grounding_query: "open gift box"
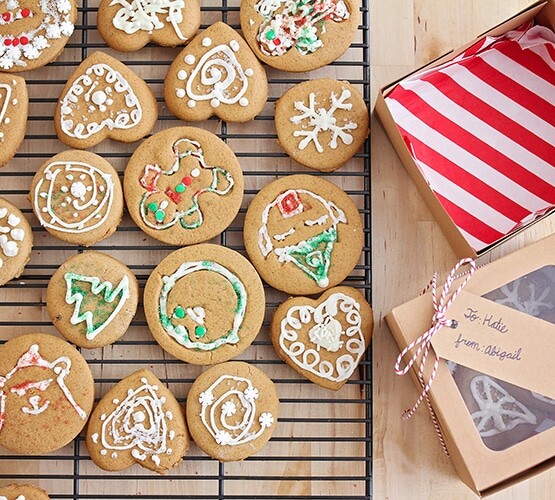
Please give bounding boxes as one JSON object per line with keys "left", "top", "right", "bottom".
{"left": 386, "top": 234, "right": 555, "bottom": 496}
{"left": 375, "top": 0, "right": 555, "bottom": 258}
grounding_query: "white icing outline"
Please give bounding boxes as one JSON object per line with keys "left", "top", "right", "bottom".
{"left": 0, "top": 83, "right": 12, "bottom": 134}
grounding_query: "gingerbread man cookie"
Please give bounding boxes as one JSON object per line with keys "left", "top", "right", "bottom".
{"left": 0, "top": 74, "right": 28, "bottom": 168}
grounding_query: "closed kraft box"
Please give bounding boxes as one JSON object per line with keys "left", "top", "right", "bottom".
{"left": 386, "top": 234, "right": 555, "bottom": 496}
{"left": 375, "top": 0, "right": 555, "bottom": 258}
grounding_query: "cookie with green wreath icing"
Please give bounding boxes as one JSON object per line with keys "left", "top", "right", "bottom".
{"left": 46, "top": 250, "right": 139, "bottom": 349}
{"left": 0, "top": 484, "right": 50, "bottom": 500}
{"left": 143, "top": 244, "right": 265, "bottom": 365}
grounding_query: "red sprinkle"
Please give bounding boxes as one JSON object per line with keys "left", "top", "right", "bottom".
{"left": 4, "top": 38, "right": 12, "bottom": 46}
{"left": 21, "top": 8, "right": 31, "bottom": 17}
{"left": 274, "top": 38, "right": 281, "bottom": 46}
{"left": 12, "top": 38, "right": 19, "bottom": 47}
{"left": 20, "top": 36, "right": 28, "bottom": 45}
{"left": 182, "top": 176, "right": 192, "bottom": 186}
{"left": 2, "top": 12, "right": 11, "bottom": 22}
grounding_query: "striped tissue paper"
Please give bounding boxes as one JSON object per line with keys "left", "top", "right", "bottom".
{"left": 385, "top": 22, "right": 555, "bottom": 252}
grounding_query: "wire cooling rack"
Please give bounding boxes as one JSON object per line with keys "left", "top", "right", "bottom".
{"left": 0, "top": 0, "right": 371, "bottom": 498}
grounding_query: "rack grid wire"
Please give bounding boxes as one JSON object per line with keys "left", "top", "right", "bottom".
{"left": 0, "top": 0, "right": 371, "bottom": 498}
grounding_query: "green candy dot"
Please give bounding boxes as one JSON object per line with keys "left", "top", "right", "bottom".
{"left": 175, "top": 183, "right": 185, "bottom": 193}
{"left": 147, "top": 202, "right": 158, "bottom": 212}
{"left": 195, "top": 325, "right": 207, "bottom": 338}
{"left": 155, "top": 209, "right": 165, "bottom": 222}
{"left": 266, "top": 29, "right": 275, "bottom": 41}
{"left": 173, "top": 306, "right": 185, "bottom": 319}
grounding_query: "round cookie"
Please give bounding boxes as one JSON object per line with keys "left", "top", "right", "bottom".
{"left": 144, "top": 244, "right": 265, "bottom": 365}
{"left": 271, "top": 286, "right": 373, "bottom": 390}
{"left": 29, "top": 150, "right": 124, "bottom": 246}
{"left": 275, "top": 79, "right": 369, "bottom": 172}
{"left": 186, "top": 361, "right": 279, "bottom": 461}
{"left": 0, "top": 0, "right": 77, "bottom": 72}
{"left": 0, "top": 75, "right": 28, "bottom": 168}
{"left": 46, "top": 251, "right": 139, "bottom": 349}
{"left": 54, "top": 51, "right": 158, "bottom": 149}
{"left": 98, "top": 0, "right": 201, "bottom": 52}
{"left": 0, "top": 333, "right": 94, "bottom": 455}
{"left": 0, "top": 198, "right": 32, "bottom": 287}
{"left": 164, "top": 22, "right": 268, "bottom": 122}
{"left": 244, "top": 175, "right": 363, "bottom": 295}
{"left": 124, "top": 127, "right": 244, "bottom": 246}
{"left": 240, "top": 0, "right": 359, "bottom": 72}
{"left": 86, "top": 369, "right": 190, "bottom": 473}
{"left": 0, "top": 484, "right": 50, "bottom": 500}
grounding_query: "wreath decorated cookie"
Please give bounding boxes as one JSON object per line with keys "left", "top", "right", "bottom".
{"left": 0, "top": 484, "right": 50, "bottom": 500}
{"left": 0, "top": 74, "right": 27, "bottom": 168}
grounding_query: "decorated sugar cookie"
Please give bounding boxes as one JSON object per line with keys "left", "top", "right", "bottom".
{"left": 186, "top": 361, "right": 279, "bottom": 461}
{"left": 275, "top": 79, "right": 369, "bottom": 171}
{"left": 97, "top": 0, "right": 201, "bottom": 52}
{"left": 46, "top": 251, "right": 139, "bottom": 349}
{"left": 164, "top": 22, "right": 268, "bottom": 122}
{"left": 0, "top": 74, "right": 28, "bottom": 168}
{"left": 271, "top": 286, "right": 373, "bottom": 390}
{"left": 55, "top": 51, "right": 157, "bottom": 149}
{"left": 0, "top": 197, "right": 32, "bottom": 286}
{"left": 0, "top": 0, "right": 76, "bottom": 72}
{"left": 244, "top": 175, "right": 364, "bottom": 295}
{"left": 86, "top": 369, "right": 189, "bottom": 473}
{"left": 124, "top": 127, "right": 244, "bottom": 246}
{"left": 0, "top": 484, "right": 50, "bottom": 500}
{"left": 144, "top": 244, "right": 265, "bottom": 365}
{"left": 0, "top": 333, "right": 94, "bottom": 455}
{"left": 30, "top": 150, "right": 124, "bottom": 246}
{"left": 240, "top": 0, "right": 359, "bottom": 72}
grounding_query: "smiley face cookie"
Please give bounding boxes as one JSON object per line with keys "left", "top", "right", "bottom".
{"left": 86, "top": 369, "right": 190, "bottom": 473}
{"left": 240, "top": 0, "right": 359, "bottom": 72}
{"left": 244, "top": 175, "right": 363, "bottom": 295}
{"left": 0, "top": 484, "right": 50, "bottom": 500}
{"left": 46, "top": 251, "right": 139, "bottom": 349}
{"left": 0, "top": 333, "right": 94, "bottom": 455}
{"left": 275, "top": 79, "right": 369, "bottom": 172}
{"left": 55, "top": 51, "right": 158, "bottom": 149}
{"left": 124, "top": 127, "right": 244, "bottom": 246}
{"left": 30, "top": 150, "right": 124, "bottom": 246}
{"left": 144, "top": 244, "right": 265, "bottom": 365}
{"left": 186, "top": 362, "right": 279, "bottom": 462}
{"left": 164, "top": 22, "right": 268, "bottom": 122}
{"left": 97, "top": 0, "right": 201, "bottom": 52}
{"left": 0, "top": 74, "right": 28, "bottom": 168}
{"left": 0, "top": 0, "right": 76, "bottom": 72}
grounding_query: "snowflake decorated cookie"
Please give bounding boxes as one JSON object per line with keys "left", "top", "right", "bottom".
{"left": 0, "top": 74, "right": 28, "bottom": 168}
{"left": 275, "top": 79, "right": 369, "bottom": 172}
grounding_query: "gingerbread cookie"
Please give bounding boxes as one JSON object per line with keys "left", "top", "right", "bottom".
{"left": 124, "top": 127, "right": 243, "bottom": 246}
{"left": 0, "top": 484, "right": 50, "bottom": 500}
{"left": 144, "top": 244, "right": 265, "bottom": 365}
{"left": 275, "top": 79, "right": 369, "bottom": 172}
{"left": 29, "top": 150, "right": 124, "bottom": 246}
{"left": 186, "top": 361, "right": 279, "bottom": 462}
{"left": 97, "top": 0, "right": 201, "bottom": 52}
{"left": 0, "top": 75, "right": 28, "bottom": 168}
{"left": 0, "top": 198, "right": 32, "bottom": 287}
{"left": 86, "top": 369, "right": 189, "bottom": 473}
{"left": 164, "top": 22, "right": 268, "bottom": 122}
{"left": 244, "top": 175, "right": 363, "bottom": 295}
{"left": 0, "top": 0, "right": 76, "bottom": 72}
{"left": 55, "top": 52, "right": 157, "bottom": 149}
{"left": 240, "top": 0, "right": 359, "bottom": 72}
{"left": 0, "top": 333, "right": 94, "bottom": 455}
{"left": 46, "top": 251, "right": 138, "bottom": 349}
{"left": 271, "top": 286, "right": 373, "bottom": 390}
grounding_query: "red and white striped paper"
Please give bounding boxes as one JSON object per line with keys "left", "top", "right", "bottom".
{"left": 385, "top": 22, "right": 555, "bottom": 252}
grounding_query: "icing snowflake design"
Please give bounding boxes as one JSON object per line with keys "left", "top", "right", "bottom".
{"left": 199, "top": 389, "right": 214, "bottom": 406}
{"left": 495, "top": 280, "right": 552, "bottom": 317}
{"left": 0, "top": 206, "right": 25, "bottom": 271}
{"left": 0, "top": 0, "right": 75, "bottom": 70}
{"left": 139, "top": 137, "right": 234, "bottom": 231}
{"left": 259, "top": 412, "right": 274, "bottom": 428}
{"left": 469, "top": 375, "right": 537, "bottom": 437}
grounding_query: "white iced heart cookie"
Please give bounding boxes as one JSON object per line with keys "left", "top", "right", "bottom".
{"left": 0, "top": 74, "right": 28, "bottom": 168}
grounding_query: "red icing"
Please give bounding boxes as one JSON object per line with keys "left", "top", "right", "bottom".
{"left": 140, "top": 165, "right": 161, "bottom": 193}
{"left": 164, "top": 187, "right": 181, "bottom": 204}
{"left": 278, "top": 190, "right": 303, "bottom": 217}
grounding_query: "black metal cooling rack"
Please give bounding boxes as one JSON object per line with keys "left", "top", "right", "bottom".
{"left": 0, "top": 0, "right": 371, "bottom": 498}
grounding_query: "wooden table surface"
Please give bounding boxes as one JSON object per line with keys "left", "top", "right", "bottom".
{"left": 370, "top": 0, "right": 555, "bottom": 498}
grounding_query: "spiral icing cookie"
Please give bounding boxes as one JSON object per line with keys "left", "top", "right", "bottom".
{"left": 0, "top": 484, "right": 50, "bottom": 500}
{"left": 86, "top": 369, "right": 190, "bottom": 473}
{"left": 46, "top": 251, "right": 138, "bottom": 349}
{"left": 0, "top": 198, "right": 32, "bottom": 287}
{"left": 244, "top": 175, "right": 363, "bottom": 295}
{"left": 124, "top": 127, "right": 244, "bottom": 246}
{"left": 30, "top": 150, "right": 124, "bottom": 246}
{"left": 275, "top": 79, "right": 369, "bottom": 172}
{"left": 240, "top": 0, "right": 359, "bottom": 72}
{"left": 55, "top": 52, "right": 157, "bottom": 149}
{"left": 186, "top": 362, "right": 279, "bottom": 461}
{"left": 0, "top": 0, "right": 76, "bottom": 72}
{"left": 0, "top": 333, "right": 94, "bottom": 455}
{"left": 97, "top": 0, "right": 201, "bottom": 52}
{"left": 144, "top": 244, "right": 265, "bottom": 365}
{"left": 164, "top": 22, "right": 268, "bottom": 122}
{"left": 0, "top": 74, "right": 28, "bottom": 168}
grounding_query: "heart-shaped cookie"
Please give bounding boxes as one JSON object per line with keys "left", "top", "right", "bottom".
{"left": 271, "top": 286, "right": 373, "bottom": 390}
{"left": 0, "top": 74, "right": 27, "bottom": 168}
{"left": 55, "top": 51, "right": 157, "bottom": 149}
{"left": 164, "top": 22, "right": 268, "bottom": 122}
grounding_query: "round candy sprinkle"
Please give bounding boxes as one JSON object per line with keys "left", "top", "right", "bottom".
{"left": 155, "top": 210, "right": 165, "bottom": 222}
{"left": 195, "top": 325, "right": 207, "bottom": 337}
{"left": 174, "top": 306, "right": 185, "bottom": 319}
{"left": 147, "top": 202, "right": 158, "bottom": 212}
{"left": 175, "top": 184, "right": 185, "bottom": 193}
